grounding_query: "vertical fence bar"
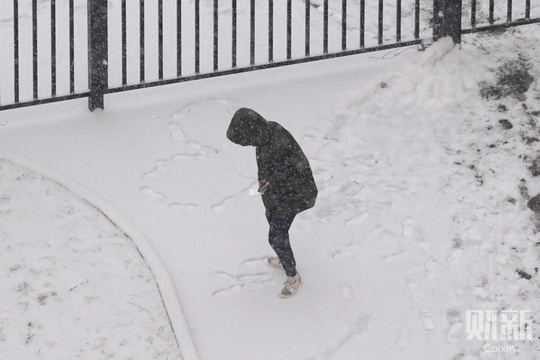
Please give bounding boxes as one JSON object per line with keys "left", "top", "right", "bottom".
{"left": 177, "top": 0, "right": 182, "bottom": 76}
{"left": 13, "top": 0, "right": 19, "bottom": 103}
{"left": 88, "top": 0, "right": 108, "bottom": 111}
{"left": 396, "top": 0, "right": 401, "bottom": 42}
{"left": 268, "top": 0, "right": 273, "bottom": 62}
{"left": 360, "top": 0, "right": 365, "bottom": 47}
{"left": 414, "top": 0, "right": 419, "bottom": 39}
{"left": 250, "top": 0, "right": 255, "bottom": 65}
{"left": 195, "top": 0, "right": 200, "bottom": 73}
{"left": 489, "top": 0, "right": 494, "bottom": 24}
{"left": 232, "top": 0, "right": 237, "bottom": 68}
{"left": 69, "top": 0, "right": 74, "bottom": 94}
{"left": 378, "top": 0, "right": 383, "bottom": 45}
{"left": 471, "top": 0, "right": 477, "bottom": 28}
{"left": 525, "top": 0, "right": 530, "bottom": 19}
{"left": 433, "top": 0, "right": 442, "bottom": 39}
{"left": 213, "top": 0, "right": 218, "bottom": 71}
{"left": 140, "top": 0, "right": 145, "bottom": 82}
{"left": 51, "top": 0, "right": 57, "bottom": 97}
{"left": 342, "top": 0, "right": 347, "bottom": 50}
{"left": 455, "top": 0, "right": 463, "bottom": 43}
{"left": 507, "top": 0, "right": 512, "bottom": 23}
{"left": 287, "top": 0, "right": 292, "bottom": 60}
{"left": 122, "top": 0, "right": 127, "bottom": 85}
{"left": 32, "top": 0, "right": 38, "bottom": 100}
{"left": 305, "top": 0, "right": 310, "bottom": 56}
{"left": 158, "top": 0, "right": 163, "bottom": 79}
{"left": 323, "top": 0, "right": 328, "bottom": 53}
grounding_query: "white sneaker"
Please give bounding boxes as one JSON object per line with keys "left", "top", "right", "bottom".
{"left": 267, "top": 256, "right": 284, "bottom": 270}
{"left": 281, "top": 273, "right": 301, "bottom": 298}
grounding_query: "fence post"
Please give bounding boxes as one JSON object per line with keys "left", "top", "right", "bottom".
{"left": 433, "top": 0, "right": 443, "bottom": 39}
{"left": 433, "top": 0, "right": 462, "bottom": 43}
{"left": 88, "top": 0, "right": 108, "bottom": 111}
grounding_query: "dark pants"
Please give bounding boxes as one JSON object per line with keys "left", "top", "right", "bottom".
{"left": 266, "top": 211, "right": 297, "bottom": 277}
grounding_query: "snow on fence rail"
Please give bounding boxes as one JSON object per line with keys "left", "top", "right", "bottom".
{"left": 0, "top": 0, "right": 538, "bottom": 112}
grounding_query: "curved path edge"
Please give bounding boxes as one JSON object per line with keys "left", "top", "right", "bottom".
{"left": 0, "top": 149, "right": 200, "bottom": 360}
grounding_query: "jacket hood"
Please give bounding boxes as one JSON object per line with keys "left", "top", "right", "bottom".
{"left": 227, "top": 108, "right": 270, "bottom": 147}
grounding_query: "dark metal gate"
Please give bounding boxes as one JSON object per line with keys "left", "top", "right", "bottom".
{"left": 0, "top": 0, "right": 539, "bottom": 112}
{"left": 0, "top": 0, "right": 90, "bottom": 111}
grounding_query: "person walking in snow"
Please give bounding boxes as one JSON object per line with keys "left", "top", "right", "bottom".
{"left": 226, "top": 107, "right": 318, "bottom": 298}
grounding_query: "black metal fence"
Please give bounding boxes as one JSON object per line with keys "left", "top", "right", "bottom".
{"left": 0, "top": 0, "right": 538, "bottom": 112}
{"left": 0, "top": 0, "right": 90, "bottom": 111}
{"left": 104, "top": 0, "right": 433, "bottom": 102}
{"left": 462, "top": 0, "right": 540, "bottom": 34}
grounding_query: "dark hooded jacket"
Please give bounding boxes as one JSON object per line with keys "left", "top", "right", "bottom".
{"left": 227, "top": 108, "right": 318, "bottom": 216}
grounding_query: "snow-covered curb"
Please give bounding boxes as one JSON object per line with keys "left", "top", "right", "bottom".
{"left": 0, "top": 149, "right": 199, "bottom": 360}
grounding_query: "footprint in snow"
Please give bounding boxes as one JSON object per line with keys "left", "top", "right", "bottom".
{"left": 201, "top": 146, "right": 219, "bottom": 155}
{"left": 171, "top": 152, "right": 208, "bottom": 162}
{"left": 140, "top": 186, "right": 167, "bottom": 203}
{"left": 211, "top": 196, "right": 239, "bottom": 212}
{"left": 302, "top": 127, "right": 324, "bottom": 142}
{"left": 142, "top": 171, "right": 159, "bottom": 181}
{"left": 331, "top": 243, "right": 359, "bottom": 259}
{"left": 344, "top": 212, "right": 370, "bottom": 228}
{"left": 172, "top": 103, "right": 198, "bottom": 120}
{"left": 212, "top": 271, "right": 274, "bottom": 297}
{"left": 192, "top": 154, "right": 208, "bottom": 161}
{"left": 341, "top": 284, "right": 355, "bottom": 300}
{"left": 171, "top": 98, "right": 234, "bottom": 120}
{"left": 171, "top": 154, "right": 191, "bottom": 162}
{"left": 402, "top": 218, "right": 415, "bottom": 238}
{"left": 186, "top": 140, "right": 202, "bottom": 150}
{"left": 306, "top": 315, "right": 370, "bottom": 360}
{"left": 215, "top": 98, "right": 232, "bottom": 105}
{"left": 241, "top": 256, "right": 270, "bottom": 268}
{"left": 141, "top": 159, "right": 169, "bottom": 181}
{"left": 168, "top": 122, "right": 185, "bottom": 141}
{"left": 169, "top": 203, "right": 203, "bottom": 212}
{"left": 420, "top": 309, "right": 435, "bottom": 332}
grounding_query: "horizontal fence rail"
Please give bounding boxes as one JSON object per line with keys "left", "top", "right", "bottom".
{"left": 0, "top": 0, "right": 539, "bottom": 112}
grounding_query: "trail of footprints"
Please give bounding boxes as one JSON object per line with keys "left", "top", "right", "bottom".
{"left": 305, "top": 315, "right": 370, "bottom": 360}
{"left": 139, "top": 98, "right": 243, "bottom": 212}
{"left": 212, "top": 271, "right": 275, "bottom": 297}
{"left": 212, "top": 257, "right": 276, "bottom": 297}
{"left": 154, "top": 99, "right": 464, "bottom": 349}
{"left": 210, "top": 217, "right": 461, "bottom": 349}
{"left": 331, "top": 211, "right": 465, "bottom": 346}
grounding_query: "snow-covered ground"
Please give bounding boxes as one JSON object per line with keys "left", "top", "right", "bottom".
{"left": 1, "top": 5, "right": 540, "bottom": 360}
{"left": 0, "top": 158, "right": 181, "bottom": 359}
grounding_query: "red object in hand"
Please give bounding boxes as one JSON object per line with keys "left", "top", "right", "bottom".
{"left": 258, "top": 181, "right": 269, "bottom": 193}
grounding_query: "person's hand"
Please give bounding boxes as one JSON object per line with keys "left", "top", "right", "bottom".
{"left": 258, "top": 181, "right": 270, "bottom": 193}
